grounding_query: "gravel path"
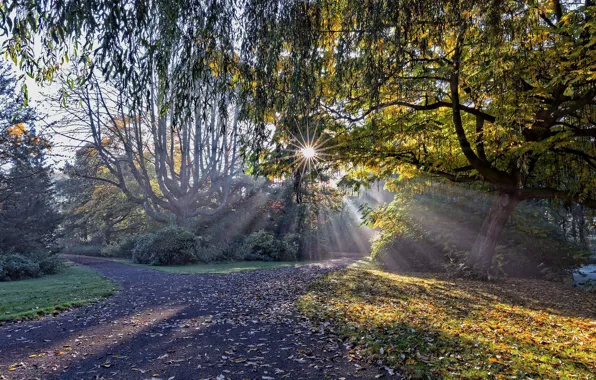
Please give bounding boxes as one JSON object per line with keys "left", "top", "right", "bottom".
{"left": 0, "top": 258, "right": 386, "bottom": 380}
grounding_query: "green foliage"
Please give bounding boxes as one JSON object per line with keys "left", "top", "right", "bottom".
{"left": 57, "top": 145, "right": 152, "bottom": 247}
{"left": 27, "top": 251, "right": 65, "bottom": 276}
{"left": 282, "top": 233, "right": 301, "bottom": 259}
{"left": 100, "top": 236, "right": 138, "bottom": 258}
{"left": 132, "top": 227, "right": 205, "bottom": 266}
{"left": 0, "top": 60, "right": 37, "bottom": 176}
{"left": 0, "top": 63, "right": 60, "bottom": 255}
{"left": 219, "top": 236, "right": 251, "bottom": 261}
{"left": 0, "top": 152, "right": 62, "bottom": 254}
{"left": 241, "top": 230, "right": 281, "bottom": 260}
{"left": 219, "top": 230, "right": 299, "bottom": 262}
{"left": 0, "top": 252, "right": 64, "bottom": 282}
{"left": 239, "top": 230, "right": 298, "bottom": 262}
{"left": 195, "top": 245, "right": 224, "bottom": 264}
{"left": 0, "top": 254, "right": 39, "bottom": 281}
{"left": 365, "top": 179, "right": 591, "bottom": 278}
{"left": 3, "top": 0, "right": 242, "bottom": 117}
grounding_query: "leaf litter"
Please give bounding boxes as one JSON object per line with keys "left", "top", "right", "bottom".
{"left": 0, "top": 258, "right": 393, "bottom": 379}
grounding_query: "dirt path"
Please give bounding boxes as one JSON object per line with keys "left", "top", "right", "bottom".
{"left": 0, "top": 258, "right": 389, "bottom": 379}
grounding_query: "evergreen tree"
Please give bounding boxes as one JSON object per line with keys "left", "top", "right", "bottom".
{"left": 0, "top": 60, "right": 60, "bottom": 254}
{"left": 0, "top": 126, "right": 60, "bottom": 253}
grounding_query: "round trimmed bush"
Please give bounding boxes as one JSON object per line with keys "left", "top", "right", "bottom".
{"left": 0, "top": 254, "right": 41, "bottom": 281}
{"left": 132, "top": 227, "right": 201, "bottom": 265}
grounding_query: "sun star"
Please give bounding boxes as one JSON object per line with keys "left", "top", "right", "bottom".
{"left": 301, "top": 146, "right": 316, "bottom": 159}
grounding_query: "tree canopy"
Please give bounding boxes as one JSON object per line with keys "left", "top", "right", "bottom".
{"left": 1, "top": 0, "right": 595, "bottom": 270}
{"left": 243, "top": 0, "right": 596, "bottom": 270}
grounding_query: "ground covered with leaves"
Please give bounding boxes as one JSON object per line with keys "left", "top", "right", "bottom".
{"left": 0, "top": 257, "right": 382, "bottom": 379}
{"left": 0, "top": 264, "right": 116, "bottom": 322}
{"left": 299, "top": 268, "right": 596, "bottom": 379}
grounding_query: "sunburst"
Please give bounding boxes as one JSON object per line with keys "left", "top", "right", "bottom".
{"left": 284, "top": 120, "right": 337, "bottom": 182}
{"left": 301, "top": 146, "right": 316, "bottom": 159}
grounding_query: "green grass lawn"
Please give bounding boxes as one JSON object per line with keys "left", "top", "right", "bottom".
{"left": 100, "top": 257, "right": 309, "bottom": 274}
{"left": 299, "top": 266, "right": 596, "bottom": 379}
{"left": 0, "top": 264, "right": 117, "bottom": 322}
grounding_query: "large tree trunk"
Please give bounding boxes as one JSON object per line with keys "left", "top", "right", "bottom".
{"left": 175, "top": 210, "right": 188, "bottom": 229}
{"left": 466, "top": 191, "right": 521, "bottom": 272}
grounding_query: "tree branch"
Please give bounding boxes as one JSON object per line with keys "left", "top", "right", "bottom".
{"left": 322, "top": 100, "right": 496, "bottom": 124}
{"left": 520, "top": 187, "right": 596, "bottom": 209}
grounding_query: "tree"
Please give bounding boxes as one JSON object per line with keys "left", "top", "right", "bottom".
{"left": 4, "top": 0, "right": 596, "bottom": 271}
{"left": 57, "top": 146, "right": 151, "bottom": 245}
{"left": 56, "top": 69, "right": 243, "bottom": 227}
{"left": 2, "top": 0, "right": 242, "bottom": 115}
{"left": 0, "top": 60, "right": 59, "bottom": 254}
{"left": 0, "top": 60, "right": 37, "bottom": 201}
{"left": 0, "top": 124, "right": 60, "bottom": 253}
{"left": 3, "top": 0, "right": 246, "bottom": 227}
{"left": 244, "top": 0, "right": 596, "bottom": 272}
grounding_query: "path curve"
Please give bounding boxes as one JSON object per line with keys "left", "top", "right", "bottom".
{"left": 0, "top": 258, "right": 387, "bottom": 379}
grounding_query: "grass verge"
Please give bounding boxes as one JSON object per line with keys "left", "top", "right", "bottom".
{"left": 93, "top": 256, "right": 309, "bottom": 274}
{"left": 0, "top": 264, "right": 117, "bottom": 322}
{"left": 298, "top": 267, "right": 596, "bottom": 379}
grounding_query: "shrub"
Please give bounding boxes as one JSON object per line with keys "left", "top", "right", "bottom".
{"left": 28, "top": 251, "right": 65, "bottom": 275}
{"left": 196, "top": 245, "right": 224, "bottom": 263}
{"left": 0, "top": 254, "right": 40, "bottom": 281}
{"left": 100, "top": 242, "right": 122, "bottom": 258}
{"left": 0, "top": 252, "right": 65, "bottom": 281}
{"left": 219, "top": 239, "right": 248, "bottom": 261}
{"left": 281, "top": 233, "right": 300, "bottom": 261}
{"left": 62, "top": 243, "right": 103, "bottom": 257}
{"left": 240, "top": 231, "right": 299, "bottom": 262}
{"left": 132, "top": 227, "right": 201, "bottom": 265}
{"left": 131, "top": 233, "right": 155, "bottom": 264}
{"left": 242, "top": 230, "right": 281, "bottom": 260}
{"left": 371, "top": 230, "right": 446, "bottom": 273}
{"left": 101, "top": 236, "right": 137, "bottom": 258}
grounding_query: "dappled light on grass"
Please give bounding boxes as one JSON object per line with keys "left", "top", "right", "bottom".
{"left": 299, "top": 269, "right": 596, "bottom": 379}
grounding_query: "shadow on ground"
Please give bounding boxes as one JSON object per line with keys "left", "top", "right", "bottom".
{"left": 0, "top": 257, "right": 383, "bottom": 380}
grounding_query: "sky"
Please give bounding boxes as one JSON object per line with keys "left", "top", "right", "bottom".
{"left": 1, "top": 30, "right": 76, "bottom": 165}
{"left": 3, "top": 55, "right": 77, "bottom": 167}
